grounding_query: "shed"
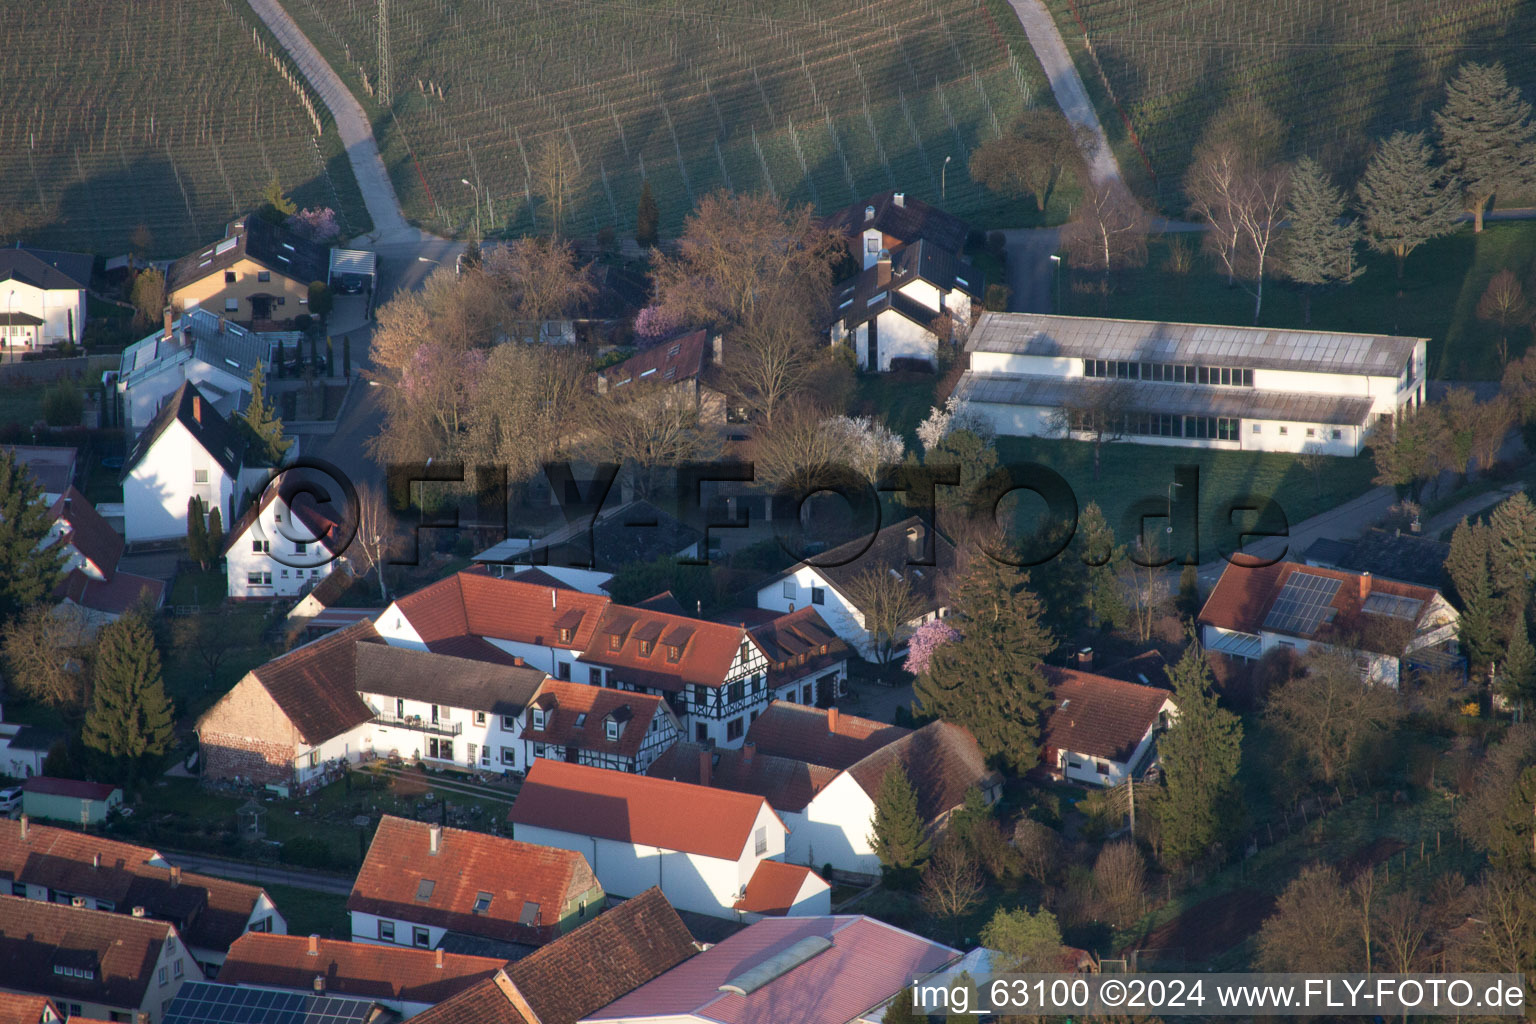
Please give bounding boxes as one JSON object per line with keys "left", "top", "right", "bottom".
{"left": 20, "top": 777, "right": 123, "bottom": 824}
{"left": 328, "top": 249, "right": 376, "bottom": 295}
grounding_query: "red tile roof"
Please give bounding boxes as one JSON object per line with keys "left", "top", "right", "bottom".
{"left": 0, "top": 894, "right": 175, "bottom": 1010}
{"left": 508, "top": 761, "right": 778, "bottom": 861}
{"left": 19, "top": 778, "right": 119, "bottom": 802}
{"left": 597, "top": 330, "right": 711, "bottom": 389}
{"left": 219, "top": 933, "right": 504, "bottom": 1004}
{"left": 1040, "top": 667, "right": 1174, "bottom": 764}
{"left": 242, "top": 619, "right": 379, "bottom": 744}
{"left": 1199, "top": 559, "right": 1442, "bottom": 654}
{"left": 0, "top": 993, "right": 58, "bottom": 1024}
{"left": 746, "top": 608, "right": 850, "bottom": 689}
{"left": 408, "top": 887, "right": 697, "bottom": 1024}
{"left": 348, "top": 816, "right": 600, "bottom": 945}
{"left": 645, "top": 742, "right": 839, "bottom": 813}
{"left": 522, "top": 679, "right": 670, "bottom": 760}
{"left": 589, "top": 915, "right": 959, "bottom": 1024}
{"left": 392, "top": 571, "right": 610, "bottom": 654}
{"left": 732, "top": 861, "right": 827, "bottom": 915}
{"left": 0, "top": 818, "right": 268, "bottom": 953}
{"left": 47, "top": 488, "right": 122, "bottom": 577}
{"left": 55, "top": 568, "right": 165, "bottom": 617}
{"left": 577, "top": 605, "right": 754, "bottom": 694}
{"left": 743, "top": 702, "right": 909, "bottom": 770}
{"left": 845, "top": 721, "right": 1001, "bottom": 826}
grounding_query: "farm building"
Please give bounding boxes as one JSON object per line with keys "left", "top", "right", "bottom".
{"left": 19, "top": 778, "right": 121, "bottom": 824}
{"left": 1039, "top": 667, "right": 1177, "bottom": 787}
{"left": 166, "top": 215, "right": 330, "bottom": 326}
{"left": 0, "top": 247, "right": 90, "bottom": 350}
{"left": 955, "top": 313, "right": 1428, "bottom": 455}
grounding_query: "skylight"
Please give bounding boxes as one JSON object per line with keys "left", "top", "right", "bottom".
{"left": 415, "top": 879, "right": 436, "bottom": 901}
{"left": 215, "top": 237, "right": 238, "bottom": 256}
{"left": 473, "top": 891, "right": 492, "bottom": 914}
{"left": 574, "top": 713, "right": 587, "bottom": 728}
{"left": 518, "top": 902, "right": 541, "bottom": 926}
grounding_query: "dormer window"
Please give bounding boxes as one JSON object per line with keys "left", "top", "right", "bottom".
{"left": 532, "top": 708, "right": 546, "bottom": 730}
{"left": 638, "top": 640, "right": 652, "bottom": 656}
{"left": 574, "top": 713, "right": 587, "bottom": 729}
{"left": 820, "top": 644, "right": 828, "bottom": 654}
{"left": 609, "top": 634, "right": 622, "bottom": 651}
{"left": 605, "top": 719, "right": 619, "bottom": 740}
{"left": 558, "top": 627, "right": 572, "bottom": 644}
{"left": 666, "top": 644, "right": 681, "bottom": 664}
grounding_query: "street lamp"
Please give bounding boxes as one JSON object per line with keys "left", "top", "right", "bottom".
{"left": 1166, "top": 481, "right": 1182, "bottom": 537}
{"left": 461, "top": 178, "right": 480, "bottom": 238}
{"left": 1048, "top": 254, "right": 1062, "bottom": 313}
{"left": 941, "top": 155, "right": 952, "bottom": 206}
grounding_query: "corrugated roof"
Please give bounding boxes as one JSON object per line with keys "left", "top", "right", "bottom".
{"left": 965, "top": 312, "right": 1421, "bottom": 377}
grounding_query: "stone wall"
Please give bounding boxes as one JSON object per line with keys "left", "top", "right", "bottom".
{"left": 201, "top": 731, "right": 295, "bottom": 785}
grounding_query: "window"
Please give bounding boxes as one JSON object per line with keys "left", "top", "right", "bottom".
{"left": 638, "top": 640, "right": 652, "bottom": 656}
{"left": 726, "top": 717, "right": 744, "bottom": 741}
{"left": 556, "top": 661, "right": 571, "bottom": 680}
{"left": 159, "top": 966, "right": 169, "bottom": 986}
{"left": 9, "top": 883, "right": 23, "bottom": 896}
{"left": 473, "top": 892, "right": 493, "bottom": 914}
{"left": 557, "top": 627, "right": 572, "bottom": 643}
{"left": 1332, "top": 428, "right": 1343, "bottom": 440}
{"left": 501, "top": 747, "right": 516, "bottom": 766}
{"left": 396, "top": 698, "right": 405, "bottom": 717}
{"left": 475, "top": 711, "right": 486, "bottom": 725}
{"left": 257, "top": 271, "right": 270, "bottom": 282}
{"left": 308, "top": 750, "right": 319, "bottom": 767}
{"left": 782, "top": 580, "right": 795, "bottom": 599}
{"left": 605, "top": 719, "right": 619, "bottom": 740}
{"left": 225, "top": 298, "right": 239, "bottom": 312}
{"left": 533, "top": 743, "right": 547, "bottom": 759}
{"left": 1252, "top": 423, "right": 1261, "bottom": 433}
{"left": 224, "top": 270, "right": 237, "bottom": 283}
{"left": 695, "top": 722, "right": 708, "bottom": 742}
{"left": 294, "top": 542, "right": 306, "bottom": 555}
{"left": 195, "top": 469, "right": 208, "bottom": 484}
{"left": 251, "top": 539, "right": 269, "bottom": 553}
{"left": 501, "top": 714, "right": 516, "bottom": 730}
{"left": 276, "top": 296, "right": 286, "bottom": 306}
{"left": 866, "top": 237, "right": 880, "bottom": 253}
{"left": 481, "top": 747, "right": 490, "bottom": 765}
{"left": 532, "top": 708, "right": 546, "bottom": 730}
{"left": 1306, "top": 428, "right": 1316, "bottom": 438}
{"left": 412, "top": 926, "right": 430, "bottom": 949}
{"left": 280, "top": 569, "right": 289, "bottom": 578}
{"left": 609, "top": 634, "right": 622, "bottom": 651}
{"left": 666, "top": 644, "right": 681, "bottom": 663}
{"left": 174, "top": 959, "right": 184, "bottom": 979}
{"left": 810, "top": 586, "right": 825, "bottom": 605}
{"left": 574, "top": 713, "right": 588, "bottom": 728}
{"left": 1096, "top": 762, "right": 1110, "bottom": 775}
{"left": 754, "top": 826, "right": 767, "bottom": 855}
{"left": 1279, "top": 426, "right": 1289, "bottom": 435}
{"left": 466, "top": 743, "right": 477, "bottom": 764}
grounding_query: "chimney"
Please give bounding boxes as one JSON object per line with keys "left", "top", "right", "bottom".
{"left": 711, "top": 333, "right": 723, "bottom": 365}
{"left": 864, "top": 204, "right": 876, "bottom": 223}
{"left": 163, "top": 306, "right": 174, "bottom": 341}
{"left": 1076, "top": 647, "right": 1094, "bottom": 670}
{"left": 307, "top": 934, "right": 319, "bottom": 956}
{"left": 698, "top": 748, "right": 711, "bottom": 787}
{"left": 170, "top": 865, "right": 181, "bottom": 887}
{"left": 131, "top": 906, "right": 146, "bottom": 917}
{"left": 742, "top": 742, "right": 755, "bottom": 766}
{"left": 313, "top": 975, "right": 325, "bottom": 994}
{"left": 512, "top": 655, "right": 524, "bottom": 667}
{"left": 17, "top": 815, "right": 25, "bottom": 840}
{"left": 429, "top": 823, "right": 442, "bottom": 854}
{"left": 1359, "top": 572, "right": 1372, "bottom": 600}
{"left": 191, "top": 395, "right": 201, "bottom": 424}
{"left": 92, "top": 851, "right": 100, "bottom": 870}
{"left": 551, "top": 588, "right": 557, "bottom": 610}
{"left": 905, "top": 523, "right": 924, "bottom": 561}
{"left": 492, "top": 970, "right": 545, "bottom": 1024}
{"left": 893, "top": 192, "right": 906, "bottom": 207}
{"left": 827, "top": 706, "right": 840, "bottom": 733}
{"left": 435, "top": 947, "right": 444, "bottom": 969}
{"left": 218, "top": 315, "right": 227, "bottom": 334}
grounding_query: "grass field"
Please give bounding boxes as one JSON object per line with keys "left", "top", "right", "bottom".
{"left": 1066, "top": 221, "right": 1536, "bottom": 380}
{"left": 0, "top": 0, "right": 370, "bottom": 255}
{"left": 1044, "top": 0, "right": 1535, "bottom": 210}
{"left": 282, "top": 0, "right": 1060, "bottom": 238}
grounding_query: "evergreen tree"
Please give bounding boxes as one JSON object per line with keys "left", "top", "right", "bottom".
{"left": 980, "top": 906, "right": 1064, "bottom": 971}
{"left": 186, "top": 497, "right": 209, "bottom": 569}
{"left": 1433, "top": 61, "right": 1536, "bottom": 233}
{"left": 1490, "top": 765, "right": 1536, "bottom": 872}
{"left": 1356, "top": 131, "right": 1462, "bottom": 278}
{"left": 1447, "top": 519, "right": 1505, "bottom": 672}
{"left": 206, "top": 507, "right": 224, "bottom": 565}
{"left": 1079, "top": 502, "right": 1127, "bottom": 628}
{"left": 1157, "top": 646, "right": 1244, "bottom": 866}
{"left": 0, "top": 450, "right": 66, "bottom": 624}
{"left": 636, "top": 181, "right": 659, "bottom": 247}
{"left": 239, "top": 362, "right": 293, "bottom": 466}
{"left": 82, "top": 610, "right": 174, "bottom": 777}
{"left": 880, "top": 988, "right": 923, "bottom": 1024}
{"left": 1177, "top": 563, "right": 1202, "bottom": 620}
{"left": 914, "top": 555, "right": 1055, "bottom": 771}
{"left": 1490, "top": 491, "right": 1536, "bottom": 588}
{"left": 868, "top": 761, "right": 930, "bottom": 884}
{"left": 1278, "top": 156, "right": 1363, "bottom": 323}
{"left": 460, "top": 239, "right": 483, "bottom": 271}
{"left": 260, "top": 175, "right": 297, "bottom": 223}
{"left": 1499, "top": 625, "right": 1536, "bottom": 712}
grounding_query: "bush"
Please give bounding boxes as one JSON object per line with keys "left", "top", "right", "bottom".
{"left": 279, "top": 835, "right": 338, "bottom": 870}
{"left": 984, "top": 283, "right": 1012, "bottom": 311}
{"left": 888, "top": 356, "right": 935, "bottom": 373}
{"left": 41, "top": 380, "right": 83, "bottom": 426}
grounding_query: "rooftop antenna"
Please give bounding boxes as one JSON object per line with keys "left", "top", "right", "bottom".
{"left": 377, "top": 0, "right": 392, "bottom": 107}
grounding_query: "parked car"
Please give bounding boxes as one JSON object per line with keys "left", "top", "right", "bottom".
{"left": 0, "top": 787, "right": 22, "bottom": 818}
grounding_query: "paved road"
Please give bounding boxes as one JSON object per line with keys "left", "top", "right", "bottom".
{"left": 1003, "top": 0, "right": 1122, "bottom": 188}
{"left": 999, "top": 227, "right": 1061, "bottom": 312}
{"left": 161, "top": 849, "right": 354, "bottom": 896}
{"left": 245, "top": 0, "right": 430, "bottom": 247}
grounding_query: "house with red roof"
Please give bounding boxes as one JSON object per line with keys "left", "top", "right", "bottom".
{"left": 593, "top": 330, "right": 727, "bottom": 424}
{"left": 650, "top": 710, "right": 1000, "bottom": 878}
{"left": 1040, "top": 667, "right": 1177, "bottom": 787}
{"left": 1198, "top": 560, "right": 1460, "bottom": 687}
{"left": 42, "top": 487, "right": 164, "bottom": 630}
{"left": 582, "top": 915, "right": 960, "bottom": 1024}
{"left": 522, "top": 678, "right": 680, "bottom": 774}
{"left": 349, "top": 817, "right": 604, "bottom": 956}
{"left": 507, "top": 760, "right": 805, "bottom": 919}
{"left": 731, "top": 860, "right": 830, "bottom": 921}
{"left": 0, "top": 993, "right": 62, "bottom": 1024}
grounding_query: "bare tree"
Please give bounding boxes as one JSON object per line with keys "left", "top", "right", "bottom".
{"left": 1187, "top": 143, "right": 1291, "bottom": 322}
{"left": 1471, "top": 393, "right": 1516, "bottom": 475}
{"left": 1060, "top": 182, "right": 1149, "bottom": 300}
{"left": 1, "top": 605, "right": 90, "bottom": 707}
{"left": 1266, "top": 647, "right": 1401, "bottom": 785}
{"left": 1092, "top": 841, "right": 1146, "bottom": 929}
{"left": 171, "top": 609, "right": 266, "bottom": 689}
{"left": 842, "top": 567, "right": 925, "bottom": 665}
{"left": 1375, "top": 891, "right": 1429, "bottom": 973}
{"left": 1011, "top": 818, "right": 1059, "bottom": 885}
{"left": 1477, "top": 270, "right": 1530, "bottom": 364}
{"left": 580, "top": 381, "right": 721, "bottom": 499}
{"left": 1118, "top": 546, "right": 1171, "bottom": 643}
{"left": 920, "top": 838, "right": 985, "bottom": 942}
{"left": 1049, "top": 379, "right": 1133, "bottom": 479}
{"left": 1352, "top": 868, "right": 1378, "bottom": 973}
{"left": 968, "top": 107, "right": 1088, "bottom": 211}
{"left": 1257, "top": 865, "right": 1359, "bottom": 972}
{"left": 721, "top": 319, "right": 823, "bottom": 427}
{"left": 460, "top": 343, "right": 589, "bottom": 483}
{"left": 483, "top": 237, "right": 595, "bottom": 340}
{"left": 347, "top": 481, "right": 409, "bottom": 602}
{"left": 1462, "top": 870, "right": 1536, "bottom": 975}
{"left": 748, "top": 400, "right": 843, "bottom": 491}
{"left": 530, "top": 135, "right": 582, "bottom": 237}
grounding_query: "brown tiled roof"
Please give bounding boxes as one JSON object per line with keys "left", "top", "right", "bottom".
{"left": 0, "top": 993, "right": 58, "bottom": 1024}
{"left": 353, "top": 644, "right": 546, "bottom": 717}
{"left": 47, "top": 488, "right": 122, "bottom": 577}
{"left": 823, "top": 191, "right": 970, "bottom": 256}
{"left": 732, "top": 860, "right": 827, "bottom": 915}
{"left": 1041, "top": 667, "right": 1174, "bottom": 764}
{"left": 767, "top": 516, "right": 957, "bottom": 619}
{"left": 0, "top": 819, "right": 268, "bottom": 954}
{"left": 747, "top": 607, "right": 850, "bottom": 688}
{"left": 744, "top": 701, "right": 909, "bottom": 770}
{"left": 220, "top": 933, "right": 503, "bottom": 1004}
{"left": 0, "top": 894, "right": 174, "bottom": 1009}
{"left": 348, "top": 816, "right": 598, "bottom": 945}
{"left": 409, "top": 887, "right": 696, "bottom": 1024}
{"left": 1199, "top": 559, "right": 1443, "bottom": 655}
{"left": 242, "top": 619, "right": 380, "bottom": 744}
{"left": 577, "top": 606, "right": 753, "bottom": 694}
{"left": 392, "top": 571, "right": 610, "bottom": 654}
{"left": 596, "top": 330, "right": 710, "bottom": 389}
{"left": 508, "top": 761, "right": 777, "bottom": 861}
{"left": 55, "top": 569, "right": 165, "bottom": 617}
{"left": 645, "top": 742, "right": 839, "bottom": 813}
{"left": 846, "top": 721, "right": 1000, "bottom": 826}
{"left": 522, "top": 679, "right": 669, "bottom": 760}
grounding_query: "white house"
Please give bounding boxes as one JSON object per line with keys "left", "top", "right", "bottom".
{"left": 348, "top": 817, "right": 603, "bottom": 953}
{"left": 829, "top": 241, "right": 981, "bottom": 372}
{"left": 0, "top": 248, "right": 90, "bottom": 350}
{"left": 649, "top": 714, "right": 1001, "bottom": 877}
{"left": 955, "top": 313, "right": 1429, "bottom": 455}
{"left": 824, "top": 191, "right": 971, "bottom": 271}
{"left": 754, "top": 517, "right": 956, "bottom": 662}
{"left": 117, "top": 309, "right": 300, "bottom": 431}
{"left": 1199, "top": 560, "right": 1462, "bottom": 687}
{"left": 507, "top": 759, "right": 800, "bottom": 919}
{"left": 223, "top": 482, "right": 347, "bottom": 600}
{"left": 1040, "top": 667, "right": 1177, "bottom": 787}
{"left": 122, "top": 381, "right": 270, "bottom": 544}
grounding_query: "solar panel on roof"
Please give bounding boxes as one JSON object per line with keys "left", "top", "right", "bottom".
{"left": 164, "top": 983, "right": 377, "bottom": 1024}
{"left": 1363, "top": 592, "right": 1424, "bottom": 620}
{"left": 1263, "top": 572, "right": 1342, "bottom": 635}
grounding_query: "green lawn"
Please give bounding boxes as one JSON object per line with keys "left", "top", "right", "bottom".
{"left": 1069, "top": 222, "right": 1536, "bottom": 381}
{"left": 852, "top": 370, "right": 946, "bottom": 445}
{"left": 992, "top": 436, "right": 1378, "bottom": 563}
{"left": 168, "top": 568, "right": 228, "bottom": 609}
{"left": 0, "top": 387, "right": 46, "bottom": 429}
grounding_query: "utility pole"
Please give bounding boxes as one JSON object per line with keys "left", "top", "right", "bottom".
{"left": 377, "top": 0, "right": 392, "bottom": 107}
